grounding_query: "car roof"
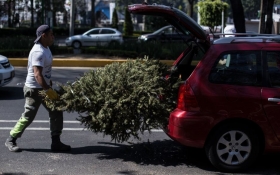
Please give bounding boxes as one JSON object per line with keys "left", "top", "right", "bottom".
{"left": 213, "top": 36, "right": 280, "bottom": 44}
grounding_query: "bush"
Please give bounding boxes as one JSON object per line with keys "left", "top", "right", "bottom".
{"left": 123, "top": 7, "right": 134, "bottom": 36}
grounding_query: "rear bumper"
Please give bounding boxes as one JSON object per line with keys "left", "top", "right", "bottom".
{"left": 166, "top": 108, "right": 212, "bottom": 148}
{"left": 0, "top": 66, "right": 15, "bottom": 87}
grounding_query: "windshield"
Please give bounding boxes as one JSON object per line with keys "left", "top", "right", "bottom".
{"left": 153, "top": 26, "right": 170, "bottom": 34}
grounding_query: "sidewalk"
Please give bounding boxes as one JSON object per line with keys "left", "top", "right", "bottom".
{"left": 9, "top": 54, "right": 174, "bottom": 67}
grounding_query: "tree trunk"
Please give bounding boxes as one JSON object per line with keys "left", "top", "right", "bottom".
{"left": 31, "top": 0, "right": 34, "bottom": 27}
{"left": 229, "top": 0, "right": 246, "bottom": 33}
{"left": 187, "top": 0, "right": 194, "bottom": 18}
{"left": 53, "top": 11, "right": 57, "bottom": 27}
{"left": 91, "top": 0, "right": 95, "bottom": 27}
{"left": 8, "top": 0, "right": 12, "bottom": 27}
{"left": 259, "top": 0, "right": 267, "bottom": 33}
{"left": 265, "top": 0, "right": 275, "bottom": 34}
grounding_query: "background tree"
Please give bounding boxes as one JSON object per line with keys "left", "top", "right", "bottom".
{"left": 7, "top": 0, "right": 12, "bottom": 27}
{"left": 91, "top": 0, "right": 95, "bottom": 27}
{"left": 144, "top": 16, "right": 169, "bottom": 31}
{"left": 123, "top": 7, "right": 133, "bottom": 36}
{"left": 197, "top": 0, "right": 229, "bottom": 33}
{"left": 0, "top": 2, "right": 5, "bottom": 19}
{"left": 259, "top": 0, "right": 275, "bottom": 34}
{"left": 31, "top": 0, "right": 33, "bottom": 27}
{"left": 229, "top": 0, "right": 246, "bottom": 33}
{"left": 186, "top": 0, "right": 197, "bottom": 18}
{"left": 241, "top": 0, "right": 261, "bottom": 20}
{"left": 111, "top": 8, "right": 119, "bottom": 29}
{"left": 52, "top": 0, "right": 66, "bottom": 27}
{"left": 265, "top": 0, "right": 275, "bottom": 34}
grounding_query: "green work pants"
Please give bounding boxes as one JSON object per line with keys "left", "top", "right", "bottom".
{"left": 10, "top": 85, "right": 63, "bottom": 138}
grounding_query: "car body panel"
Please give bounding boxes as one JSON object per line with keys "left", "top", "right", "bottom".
{"left": 0, "top": 55, "right": 15, "bottom": 87}
{"left": 129, "top": 4, "right": 280, "bottom": 169}
{"left": 65, "top": 27, "right": 123, "bottom": 48}
{"left": 138, "top": 25, "right": 192, "bottom": 42}
{"left": 261, "top": 47, "right": 280, "bottom": 143}
{"left": 167, "top": 41, "right": 280, "bottom": 152}
{"left": 83, "top": 28, "right": 101, "bottom": 46}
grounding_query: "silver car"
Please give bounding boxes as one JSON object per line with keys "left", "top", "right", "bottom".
{"left": 0, "top": 55, "right": 15, "bottom": 87}
{"left": 65, "top": 27, "right": 123, "bottom": 49}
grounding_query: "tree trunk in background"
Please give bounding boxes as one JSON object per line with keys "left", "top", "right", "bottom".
{"left": 53, "top": 11, "right": 57, "bottom": 27}
{"left": 265, "top": 0, "right": 275, "bottom": 34}
{"left": 259, "top": 0, "right": 267, "bottom": 33}
{"left": 91, "top": 0, "right": 95, "bottom": 27}
{"left": 31, "top": 0, "right": 34, "bottom": 27}
{"left": 187, "top": 0, "right": 194, "bottom": 18}
{"left": 8, "top": 0, "right": 12, "bottom": 27}
{"left": 229, "top": 0, "right": 246, "bottom": 33}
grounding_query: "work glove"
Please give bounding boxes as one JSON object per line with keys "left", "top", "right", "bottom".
{"left": 45, "top": 88, "right": 59, "bottom": 100}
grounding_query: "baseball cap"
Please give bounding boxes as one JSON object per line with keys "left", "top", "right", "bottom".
{"left": 34, "top": 25, "right": 50, "bottom": 43}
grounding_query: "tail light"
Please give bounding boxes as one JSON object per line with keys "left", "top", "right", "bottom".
{"left": 177, "top": 82, "right": 200, "bottom": 112}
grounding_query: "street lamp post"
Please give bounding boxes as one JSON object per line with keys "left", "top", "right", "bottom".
{"left": 70, "top": 0, "right": 74, "bottom": 36}
{"left": 222, "top": 8, "right": 224, "bottom": 33}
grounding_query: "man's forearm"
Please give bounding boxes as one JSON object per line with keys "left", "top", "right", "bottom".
{"left": 35, "top": 74, "right": 50, "bottom": 90}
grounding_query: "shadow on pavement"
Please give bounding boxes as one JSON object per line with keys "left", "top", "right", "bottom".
{"left": 0, "top": 86, "right": 24, "bottom": 100}
{"left": 0, "top": 173, "right": 29, "bottom": 175}
{"left": 22, "top": 139, "right": 280, "bottom": 174}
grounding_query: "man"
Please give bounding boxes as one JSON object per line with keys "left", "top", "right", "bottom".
{"left": 5, "top": 25, "right": 71, "bottom": 152}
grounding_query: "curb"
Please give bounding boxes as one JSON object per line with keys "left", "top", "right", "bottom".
{"left": 9, "top": 58, "right": 175, "bottom": 67}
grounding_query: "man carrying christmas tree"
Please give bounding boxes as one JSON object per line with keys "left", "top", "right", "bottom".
{"left": 5, "top": 24, "right": 71, "bottom": 152}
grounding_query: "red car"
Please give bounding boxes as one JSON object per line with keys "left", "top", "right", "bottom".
{"left": 129, "top": 4, "right": 280, "bottom": 172}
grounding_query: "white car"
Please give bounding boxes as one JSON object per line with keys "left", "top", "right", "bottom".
{"left": 0, "top": 55, "right": 15, "bottom": 87}
{"left": 65, "top": 27, "right": 124, "bottom": 49}
{"left": 223, "top": 25, "right": 258, "bottom": 37}
{"left": 223, "top": 25, "right": 236, "bottom": 37}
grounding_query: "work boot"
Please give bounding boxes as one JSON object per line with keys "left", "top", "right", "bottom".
{"left": 51, "top": 135, "right": 71, "bottom": 152}
{"left": 5, "top": 136, "right": 20, "bottom": 152}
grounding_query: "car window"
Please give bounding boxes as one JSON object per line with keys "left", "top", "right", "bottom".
{"left": 162, "top": 27, "right": 182, "bottom": 34}
{"left": 88, "top": 29, "right": 100, "bottom": 35}
{"left": 266, "top": 51, "right": 280, "bottom": 87}
{"left": 163, "top": 27, "right": 173, "bottom": 34}
{"left": 100, "top": 29, "right": 116, "bottom": 34}
{"left": 209, "top": 51, "right": 261, "bottom": 86}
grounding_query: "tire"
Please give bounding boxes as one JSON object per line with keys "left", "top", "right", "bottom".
{"left": 205, "top": 123, "right": 260, "bottom": 172}
{"left": 72, "top": 41, "right": 81, "bottom": 49}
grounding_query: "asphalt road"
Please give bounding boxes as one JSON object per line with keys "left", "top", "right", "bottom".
{"left": 0, "top": 67, "right": 279, "bottom": 175}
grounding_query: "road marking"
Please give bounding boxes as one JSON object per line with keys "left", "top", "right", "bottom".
{"left": 0, "top": 120, "right": 164, "bottom": 132}
{"left": 0, "top": 120, "right": 79, "bottom": 123}
{"left": 0, "top": 127, "right": 163, "bottom": 132}
{"left": 0, "top": 127, "right": 85, "bottom": 131}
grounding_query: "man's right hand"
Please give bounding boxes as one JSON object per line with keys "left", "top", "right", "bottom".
{"left": 45, "top": 88, "right": 59, "bottom": 100}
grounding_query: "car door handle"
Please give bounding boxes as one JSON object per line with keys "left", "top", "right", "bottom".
{"left": 268, "top": 98, "right": 280, "bottom": 102}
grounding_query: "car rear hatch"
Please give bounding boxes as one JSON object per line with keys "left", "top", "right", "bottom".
{"left": 128, "top": 4, "right": 210, "bottom": 66}
{"left": 128, "top": 4, "right": 208, "bottom": 42}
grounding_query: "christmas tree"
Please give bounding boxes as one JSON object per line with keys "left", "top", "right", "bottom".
{"left": 41, "top": 58, "right": 181, "bottom": 142}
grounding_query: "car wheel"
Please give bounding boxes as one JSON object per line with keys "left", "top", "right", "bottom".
{"left": 72, "top": 41, "right": 81, "bottom": 49}
{"left": 205, "top": 123, "right": 260, "bottom": 172}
